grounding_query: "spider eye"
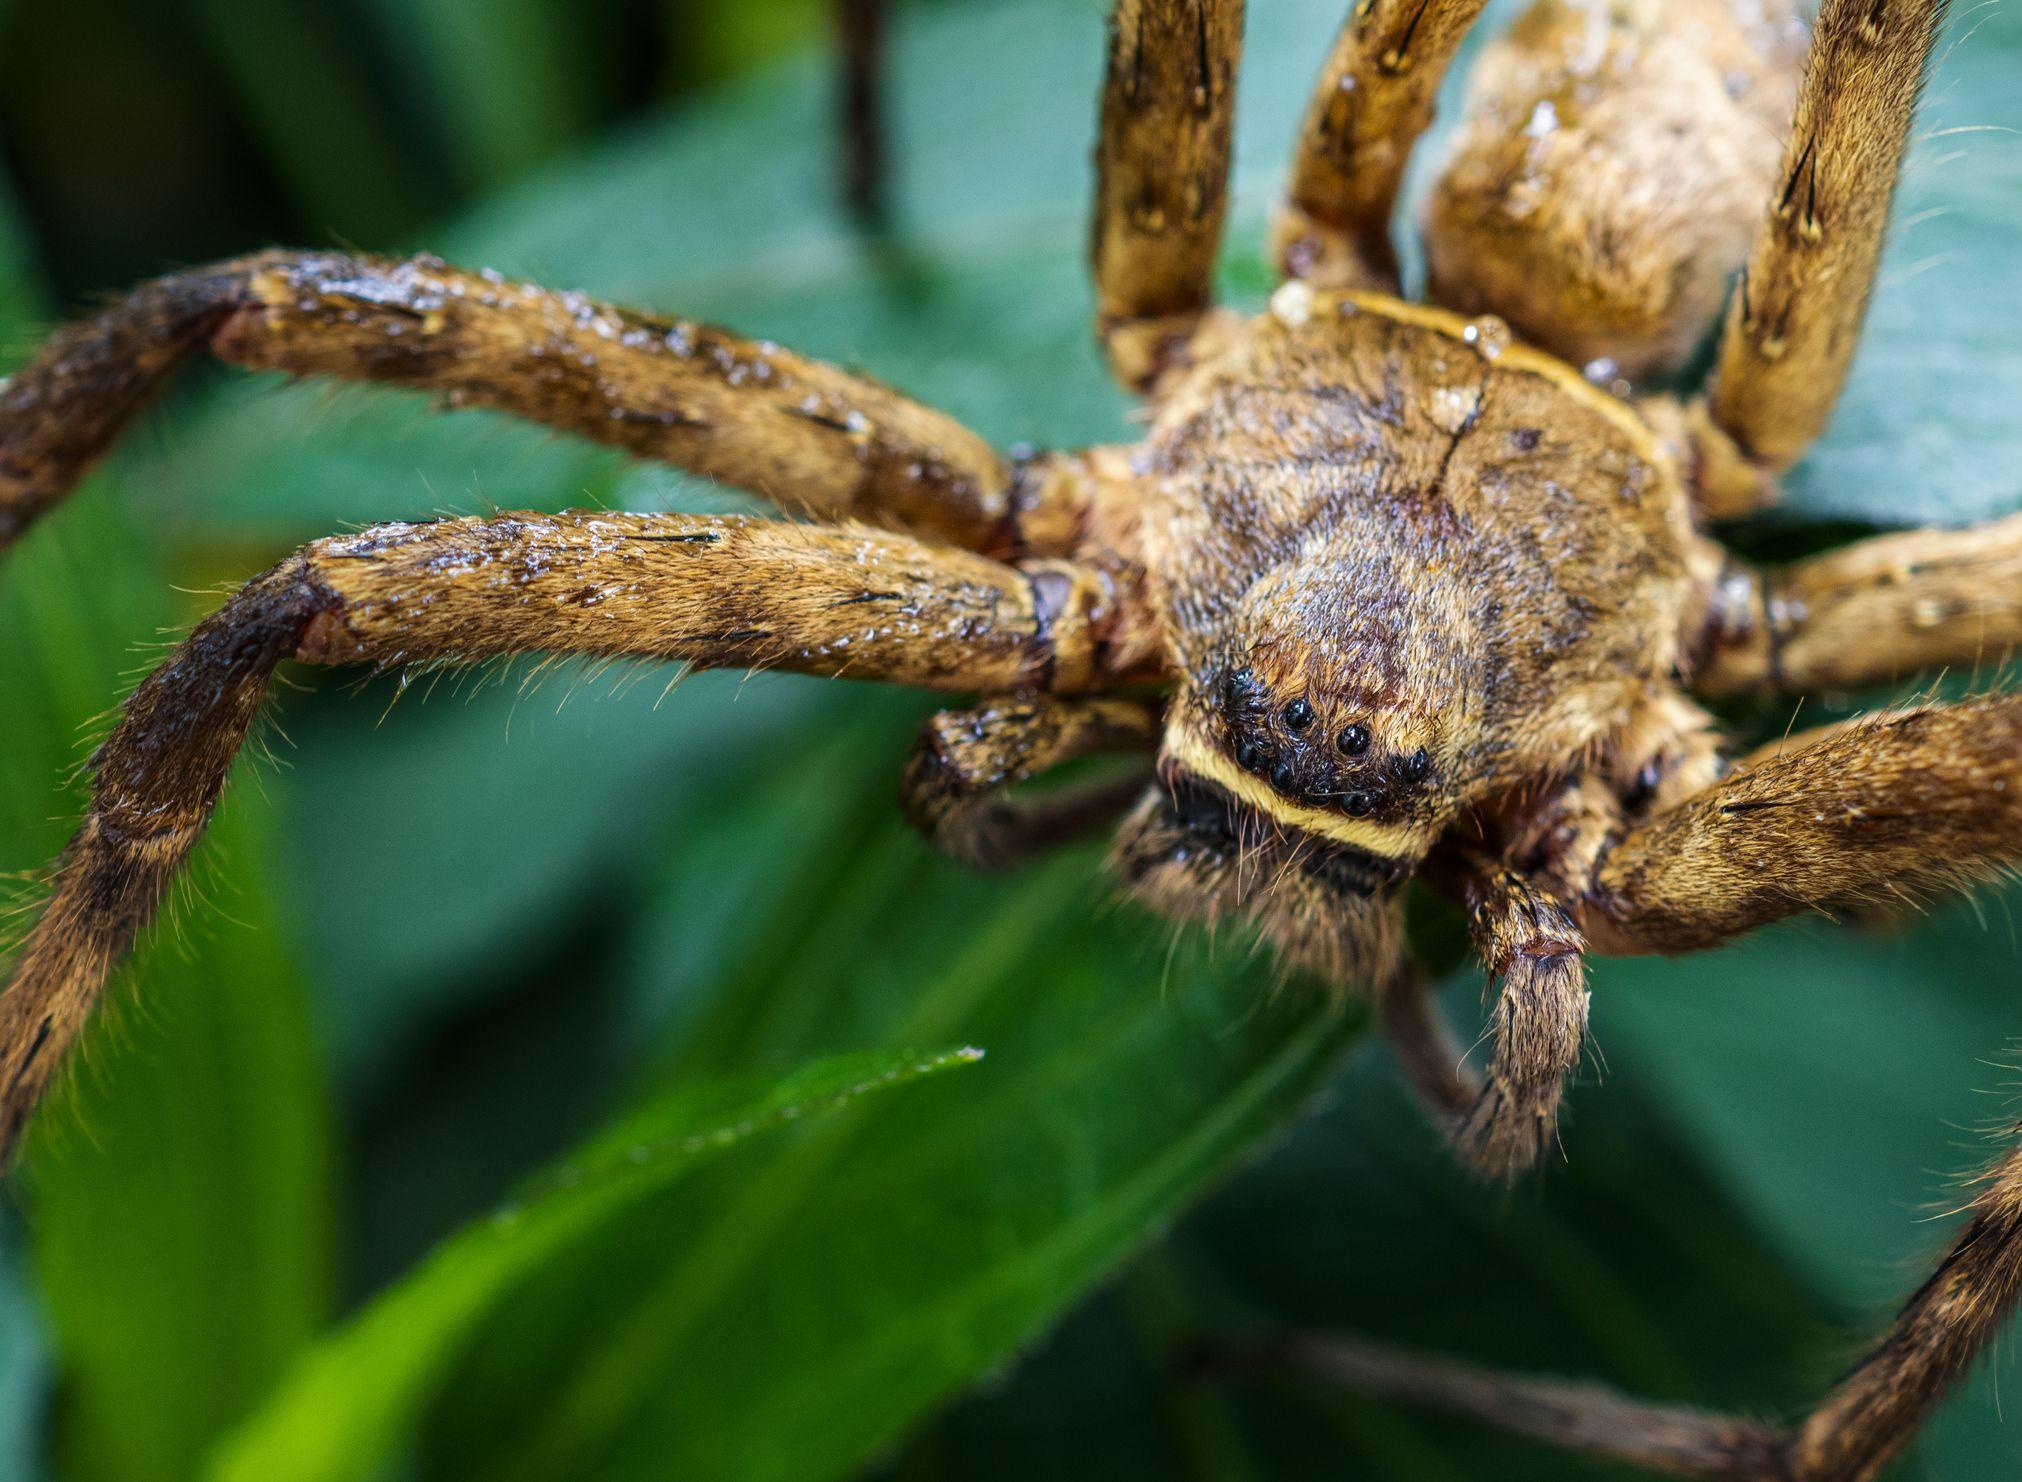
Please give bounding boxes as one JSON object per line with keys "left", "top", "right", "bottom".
{"left": 1282, "top": 698, "right": 1314, "bottom": 731}
{"left": 1342, "top": 790, "right": 1373, "bottom": 816}
{"left": 1236, "top": 740, "right": 1269, "bottom": 773}
{"left": 1337, "top": 723, "right": 1371, "bottom": 756}
{"left": 1270, "top": 760, "right": 1297, "bottom": 792}
{"left": 1400, "top": 747, "right": 1432, "bottom": 782}
{"left": 1223, "top": 667, "right": 1263, "bottom": 711}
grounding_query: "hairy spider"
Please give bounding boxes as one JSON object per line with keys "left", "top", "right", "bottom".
{"left": 1, "top": 0, "right": 2016, "bottom": 1475}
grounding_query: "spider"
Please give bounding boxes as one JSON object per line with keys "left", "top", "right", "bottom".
{"left": 0, "top": 0, "right": 2017, "bottom": 1475}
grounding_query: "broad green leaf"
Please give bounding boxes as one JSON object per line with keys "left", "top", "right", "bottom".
{"left": 887, "top": 1061, "right": 1846, "bottom": 1481}
{"left": 207, "top": 1045, "right": 982, "bottom": 1482}
{"left": 411, "top": 837, "right": 1365, "bottom": 1482}
{"left": 358, "top": 0, "right": 586, "bottom": 194}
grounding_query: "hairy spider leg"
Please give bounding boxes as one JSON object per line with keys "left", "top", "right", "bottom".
{"left": 1586, "top": 695, "right": 2022, "bottom": 954}
{"left": 1275, "top": 0, "right": 1493, "bottom": 291}
{"left": 1091, "top": 0, "right": 1246, "bottom": 393}
{"left": 0, "top": 510, "right": 1158, "bottom": 1168}
{"left": 1356, "top": 869, "right": 1594, "bottom": 1179}
{"left": 1225, "top": 1108, "right": 2022, "bottom": 1480}
{"left": 0, "top": 250, "right": 1093, "bottom": 558}
{"left": 900, "top": 695, "right": 1163, "bottom": 868}
{"left": 1708, "top": 0, "right": 1950, "bottom": 476}
{"left": 1690, "top": 512, "right": 2022, "bottom": 698}
{"left": 1363, "top": 866, "right": 1594, "bottom": 1180}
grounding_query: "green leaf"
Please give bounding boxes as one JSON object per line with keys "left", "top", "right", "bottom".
{"left": 205, "top": 1045, "right": 982, "bottom": 1482}
{"left": 387, "top": 824, "right": 1361, "bottom": 1482}
{"left": 357, "top": 0, "right": 586, "bottom": 193}
{"left": 1597, "top": 906, "right": 2022, "bottom": 1472}
{"left": 887, "top": 1060, "right": 1848, "bottom": 1482}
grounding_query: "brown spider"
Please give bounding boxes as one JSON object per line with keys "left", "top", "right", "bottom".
{"left": 0, "top": 0, "right": 2016, "bottom": 1475}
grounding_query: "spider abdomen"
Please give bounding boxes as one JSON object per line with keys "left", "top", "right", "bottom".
{"left": 1423, "top": 0, "right": 1809, "bottom": 380}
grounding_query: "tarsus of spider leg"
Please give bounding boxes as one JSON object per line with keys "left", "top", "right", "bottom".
{"left": 1202, "top": 1333, "right": 1790, "bottom": 1479}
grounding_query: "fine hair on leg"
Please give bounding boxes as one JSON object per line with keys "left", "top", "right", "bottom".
{"left": 0, "top": 251, "right": 1021, "bottom": 555}
{"left": 1090, "top": 0, "right": 1245, "bottom": 392}
{"left": 1276, "top": 0, "right": 1492, "bottom": 290}
{"left": 0, "top": 509, "right": 1157, "bottom": 1167}
{"left": 1707, "top": 0, "right": 1950, "bottom": 470}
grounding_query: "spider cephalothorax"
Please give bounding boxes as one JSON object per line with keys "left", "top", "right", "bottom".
{"left": 2, "top": 0, "right": 2019, "bottom": 1476}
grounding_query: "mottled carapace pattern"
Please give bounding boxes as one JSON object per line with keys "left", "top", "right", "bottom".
{"left": 1, "top": 0, "right": 2016, "bottom": 1474}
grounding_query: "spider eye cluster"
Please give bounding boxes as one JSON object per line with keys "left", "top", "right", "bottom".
{"left": 1218, "top": 666, "right": 1433, "bottom": 816}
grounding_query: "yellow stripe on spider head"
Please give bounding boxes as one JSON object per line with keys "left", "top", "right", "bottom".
{"left": 1166, "top": 729, "right": 1433, "bottom": 858}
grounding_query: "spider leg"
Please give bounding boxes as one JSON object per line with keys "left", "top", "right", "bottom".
{"left": 1369, "top": 960, "right": 1478, "bottom": 1125}
{"left": 1689, "top": 515, "right": 2022, "bottom": 698}
{"left": 1091, "top": 0, "right": 1245, "bottom": 393}
{"left": 835, "top": 0, "right": 890, "bottom": 223}
{"left": 900, "top": 695, "right": 1161, "bottom": 869}
{"left": 1274, "top": 0, "right": 1492, "bottom": 291}
{"left": 0, "top": 250, "right": 1076, "bottom": 557}
{"left": 1583, "top": 695, "right": 2021, "bottom": 955}
{"left": 1212, "top": 1330, "right": 1786, "bottom": 1478}
{"left": 0, "top": 509, "right": 1159, "bottom": 1167}
{"left": 1220, "top": 1119, "right": 2022, "bottom": 1481}
{"left": 1703, "top": 0, "right": 1949, "bottom": 481}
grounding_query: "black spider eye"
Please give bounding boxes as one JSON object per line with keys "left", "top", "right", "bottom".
{"left": 1236, "top": 740, "right": 1268, "bottom": 773}
{"left": 1337, "top": 723, "right": 1371, "bottom": 757}
{"left": 1270, "top": 761, "right": 1297, "bottom": 792}
{"left": 1223, "top": 667, "right": 1262, "bottom": 711}
{"left": 1342, "top": 791, "right": 1373, "bottom": 816}
{"left": 1400, "top": 747, "right": 1431, "bottom": 782}
{"left": 1282, "top": 698, "right": 1314, "bottom": 731}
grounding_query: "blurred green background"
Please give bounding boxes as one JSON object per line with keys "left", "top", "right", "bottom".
{"left": 1, "top": 1, "right": 2019, "bottom": 1478}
